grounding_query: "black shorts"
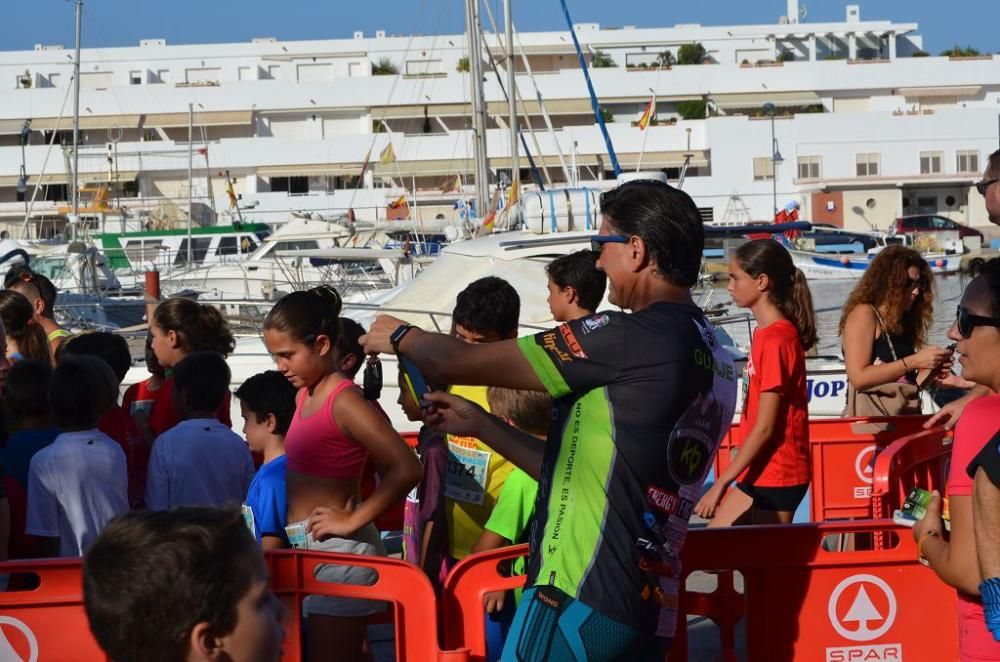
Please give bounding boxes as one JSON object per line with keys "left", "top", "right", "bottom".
{"left": 967, "top": 430, "right": 1000, "bottom": 489}
{"left": 736, "top": 482, "right": 809, "bottom": 512}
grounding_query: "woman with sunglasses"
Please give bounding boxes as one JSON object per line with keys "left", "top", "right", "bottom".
{"left": 912, "top": 258, "right": 1000, "bottom": 661}
{"left": 839, "top": 245, "right": 953, "bottom": 416}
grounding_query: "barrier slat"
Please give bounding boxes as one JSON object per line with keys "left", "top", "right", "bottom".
{"left": 870, "top": 427, "right": 953, "bottom": 520}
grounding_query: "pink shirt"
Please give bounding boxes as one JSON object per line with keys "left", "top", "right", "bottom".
{"left": 947, "top": 395, "right": 1000, "bottom": 660}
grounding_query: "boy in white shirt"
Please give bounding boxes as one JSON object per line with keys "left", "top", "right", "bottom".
{"left": 146, "top": 352, "right": 254, "bottom": 510}
{"left": 26, "top": 355, "right": 128, "bottom": 557}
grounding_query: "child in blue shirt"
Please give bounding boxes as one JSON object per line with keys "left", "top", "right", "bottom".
{"left": 235, "top": 370, "right": 298, "bottom": 550}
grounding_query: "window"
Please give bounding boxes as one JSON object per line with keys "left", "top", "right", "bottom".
{"left": 797, "top": 155, "right": 822, "bottom": 180}
{"left": 49, "top": 73, "right": 61, "bottom": 87}
{"left": 129, "top": 70, "right": 143, "bottom": 85}
{"left": 902, "top": 217, "right": 931, "bottom": 231}
{"left": 217, "top": 236, "right": 238, "bottom": 255}
{"left": 856, "top": 153, "right": 880, "bottom": 177}
{"left": 237, "top": 66, "right": 253, "bottom": 81}
{"left": 919, "top": 151, "right": 943, "bottom": 175}
{"left": 174, "top": 238, "right": 213, "bottom": 266}
{"left": 753, "top": 157, "right": 775, "bottom": 181}
{"left": 156, "top": 69, "right": 170, "bottom": 84}
{"left": 269, "top": 176, "right": 308, "bottom": 194}
{"left": 931, "top": 216, "right": 957, "bottom": 230}
{"left": 123, "top": 239, "right": 163, "bottom": 264}
{"left": 267, "top": 65, "right": 281, "bottom": 80}
{"left": 274, "top": 240, "right": 319, "bottom": 252}
{"left": 957, "top": 150, "right": 980, "bottom": 174}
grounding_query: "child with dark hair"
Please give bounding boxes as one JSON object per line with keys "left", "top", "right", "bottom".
{"left": 235, "top": 370, "right": 297, "bottom": 550}
{"left": 0, "top": 289, "right": 51, "bottom": 365}
{"left": 4, "top": 266, "right": 70, "bottom": 354}
{"left": 451, "top": 276, "right": 521, "bottom": 343}
{"left": 397, "top": 365, "right": 447, "bottom": 590}
{"left": 122, "top": 332, "right": 168, "bottom": 445}
{"left": 332, "top": 317, "right": 366, "bottom": 379}
{"left": 145, "top": 298, "right": 236, "bottom": 439}
{"left": 60, "top": 332, "right": 144, "bottom": 508}
{"left": 145, "top": 352, "right": 254, "bottom": 511}
{"left": 545, "top": 250, "right": 607, "bottom": 322}
{"left": 25, "top": 355, "right": 127, "bottom": 557}
{"left": 83, "top": 507, "right": 285, "bottom": 662}
{"left": 1, "top": 360, "right": 59, "bottom": 487}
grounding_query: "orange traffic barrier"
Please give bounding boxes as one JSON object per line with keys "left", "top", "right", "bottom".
{"left": 0, "top": 552, "right": 469, "bottom": 661}
{"left": 0, "top": 559, "right": 107, "bottom": 660}
{"left": 440, "top": 520, "right": 957, "bottom": 662}
{"left": 717, "top": 416, "right": 932, "bottom": 521}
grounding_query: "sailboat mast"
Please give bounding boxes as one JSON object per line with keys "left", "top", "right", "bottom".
{"left": 504, "top": 0, "right": 517, "bottom": 219}
{"left": 187, "top": 103, "right": 194, "bottom": 265}
{"left": 465, "top": 0, "right": 489, "bottom": 217}
{"left": 71, "top": 0, "right": 82, "bottom": 240}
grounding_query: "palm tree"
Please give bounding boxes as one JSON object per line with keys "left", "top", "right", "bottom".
{"left": 372, "top": 58, "right": 399, "bottom": 76}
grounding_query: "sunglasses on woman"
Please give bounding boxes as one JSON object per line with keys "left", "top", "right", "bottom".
{"left": 905, "top": 275, "right": 929, "bottom": 291}
{"left": 956, "top": 305, "right": 1000, "bottom": 338}
{"left": 590, "top": 235, "right": 629, "bottom": 252}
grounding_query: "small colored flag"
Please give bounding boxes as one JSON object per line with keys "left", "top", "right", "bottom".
{"left": 379, "top": 142, "right": 396, "bottom": 164}
{"left": 638, "top": 95, "right": 656, "bottom": 130}
{"left": 226, "top": 178, "right": 238, "bottom": 208}
{"left": 503, "top": 179, "right": 519, "bottom": 211}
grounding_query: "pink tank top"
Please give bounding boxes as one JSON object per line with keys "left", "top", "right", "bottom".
{"left": 285, "top": 379, "right": 368, "bottom": 480}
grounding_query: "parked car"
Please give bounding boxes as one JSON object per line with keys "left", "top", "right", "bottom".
{"left": 893, "top": 215, "right": 984, "bottom": 240}
{"left": 801, "top": 223, "right": 879, "bottom": 252}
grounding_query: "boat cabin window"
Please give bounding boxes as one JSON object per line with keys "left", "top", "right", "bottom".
{"left": 274, "top": 240, "right": 319, "bottom": 252}
{"left": 174, "top": 238, "right": 213, "bottom": 265}
{"left": 218, "top": 235, "right": 259, "bottom": 256}
{"left": 124, "top": 239, "right": 164, "bottom": 265}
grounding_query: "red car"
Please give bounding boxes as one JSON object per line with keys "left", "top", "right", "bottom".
{"left": 893, "top": 214, "right": 984, "bottom": 240}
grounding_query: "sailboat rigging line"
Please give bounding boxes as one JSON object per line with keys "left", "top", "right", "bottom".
{"left": 21, "top": 75, "right": 76, "bottom": 237}
{"left": 476, "top": 28, "right": 545, "bottom": 194}
{"left": 557, "top": 0, "right": 621, "bottom": 176}
{"left": 513, "top": 30, "right": 570, "bottom": 184}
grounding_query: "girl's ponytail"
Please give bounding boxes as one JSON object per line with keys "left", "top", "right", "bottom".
{"left": 264, "top": 285, "right": 343, "bottom": 345}
{"left": 734, "top": 239, "right": 817, "bottom": 351}
{"left": 788, "top": 267, "right": 818, "bottom": 351}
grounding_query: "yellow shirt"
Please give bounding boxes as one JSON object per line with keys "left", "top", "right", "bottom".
{"left": 444, "top": 385, "right": 514, "bottom": 559}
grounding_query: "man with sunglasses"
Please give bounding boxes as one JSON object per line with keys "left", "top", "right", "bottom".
{"left": 4, "top": 265, "right": 71, "bottom": 356}
{"left": 977, "top": 149, "right": 1000, "bottom": 226}
{"left": 363, "top": 179, "right": 738, "bottom": 659}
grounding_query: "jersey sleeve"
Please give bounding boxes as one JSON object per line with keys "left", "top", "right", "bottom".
{"left": 516, "top": 313, "right": 625, "bottom": 398}
{"left": 756, "top": 332, "right": 796, "bottom": 396}
{"left": 484, "top": 469, "right": 538, "bottom": 543}
{"left": 252, "top": 474, "right": 288, "bottom": 541}
{"left": 25, "top": 454, "right": 59, "bottom": 538}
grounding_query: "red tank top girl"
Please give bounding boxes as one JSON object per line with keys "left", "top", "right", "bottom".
{"left": 285, "top": 379, "right": 368, "bottom": 479}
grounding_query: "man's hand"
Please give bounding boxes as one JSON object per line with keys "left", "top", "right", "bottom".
{"left": 360, "top": 314, "right": 408, "bottom": 355}
{"left": 421, "top": 391, "right": 488, "bottom": 438}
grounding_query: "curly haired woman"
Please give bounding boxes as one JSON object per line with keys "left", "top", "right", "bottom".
{"left": 840, "top": 245, "right": 953, "bottom": 415}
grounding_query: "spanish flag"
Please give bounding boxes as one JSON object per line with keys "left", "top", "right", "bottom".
{"left": 638, "top": 95, "right": 656, "bottom": 130}
{"left": 379, "top": 142, "right": 396, "bottom": 164}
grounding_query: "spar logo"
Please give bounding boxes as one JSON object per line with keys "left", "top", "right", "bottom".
{"left": 853, "top": 446, "right": 878, "bottom": 499}
{"left": 0, "top": 616, "right": 39, "bottom": 662}
{"left": 825, "top": 574, "right": 901, "bottom": 661}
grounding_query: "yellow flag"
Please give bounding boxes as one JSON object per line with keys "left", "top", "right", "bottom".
{"left": 379, "top": 142, "right": 396, "bottom": 164}
{"left": 503, "top": 179, "right": 519, "bottom": 210}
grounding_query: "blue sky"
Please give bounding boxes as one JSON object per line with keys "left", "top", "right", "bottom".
{"left": 2, "top": 1, "right": 995, "bottom": 54}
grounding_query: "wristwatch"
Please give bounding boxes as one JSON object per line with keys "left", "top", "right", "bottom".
{"left": 390, "top": 324, "right": 417, "bottom": 354}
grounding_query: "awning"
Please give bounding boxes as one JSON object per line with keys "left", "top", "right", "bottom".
{"left": 30, "top": 114, "right": 142, "bottom": 131}
{"left": 896, "top": 86, "right": 981, "bottom": 99}
{"left": 257, "top": 163, "right": 361, "bottom": 177}
{"left": 487, "top": 98, "right": 594, "bottom": 115}
{"left": 377, "top": 98, "right": 593, "bottom": 119}
{"left": 0, "top": 171, "right": 138, "bottom": 187}
{"left": 0, "top": 119, "right": 31, "bottom": 136}
{"left": 615, "top": 150, "right": 709, "bottom": 169}
{"left": 713, "top": 91, "right": 820, "bottom": 109}
{"left": 141, "top": 110, "right": 253, "bottom": 128}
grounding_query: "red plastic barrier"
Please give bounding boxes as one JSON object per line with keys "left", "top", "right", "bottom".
{"left": 717, "top": 416, "right": 932, "bottom": 521}
{"left": 0, "top": 552, "right": 469, "bottom": 661}
{"left": 268, "top": 550, "right": 468, "bottom": 661}
{"left": 0, "top": 559, "right": 108, "bottom": 660}
{"left": 870, "top": 427, "right": 953, "bottom": 520}
{"left": 441, "top": 520, "right": 958, "bottom": 662}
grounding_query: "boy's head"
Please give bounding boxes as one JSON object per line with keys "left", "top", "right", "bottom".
{"left": 173, "top": 352, "right": 231, "bottom": 418}
{"left": 60, "top": 331, "right": 132, "bottom": 383}
{"left": 451, "top": 276, "right": 520, "bottom": 343}
{"left": 486, "top": 387, "right": 552, "bottom": 438}
{"left": 5, "top": 265, "right": 56, "bottom": 320}
{"left": 83, "top": 507, "right": 285, "bottom": 662}
{"left": 50, "top": 355, "right": 119, "bottom": 430}
{"left": 396, "top": 365, "right": 444, "bottom": 423}
{"left": 332, "top": 317, "right": 366, "bottom": 379}
{"left": 144, "top": 331, "right": 165, "bottom": 378}
{"left": 5, "top": 358, "right": 52, "bottom": 421}
{"left": 234, "top": 370, "right": 298, "bottom": 452}
{"left": 545, "top": 251, "right": 607, "bottom": 322}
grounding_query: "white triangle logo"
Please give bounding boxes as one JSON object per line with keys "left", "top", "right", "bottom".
{"left": 828, "top": 574, "right": 897, "bottom": 642}
{"left": 0, "top": 616, "right": 38, "bottom": 662}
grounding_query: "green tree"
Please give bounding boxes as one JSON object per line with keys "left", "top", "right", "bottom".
{"left": 372, "top": 57, "right": 399, "bottom": 75}
{"left": 456, "top": 56, "right": 470, "bottom": 73}
{"left": 777, "top": 50, "right": 795, "bottom": 62}
{"left": 911, "top": 50, "right": 930, "bottom": 57}
{"left": 940, "top": 45, "right": 981, "bottom": 57}
{"left": 677, "top": 43, "right": 707, "bottom": 65}
{"left": 599, "top": 106, "right": 614, "bottom": 123}
{"left": 677, "top": 99, "right": 707, "bottom": 120}
{"left": 656, "top": 50, "right": 675, "bottom": 68}
{"left": 591, "top": 50, "right": 616, "bottom": 68}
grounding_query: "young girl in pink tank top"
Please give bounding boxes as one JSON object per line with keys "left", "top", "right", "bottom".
{"left": 263, "top": 285, "right": 422, "bottom": 662}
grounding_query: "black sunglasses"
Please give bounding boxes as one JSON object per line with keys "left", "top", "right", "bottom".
{"left": 976, "top": 178, "right": 998, "bottom": 196}
{"left": 956, "top": 305, "right": 1000, "bottom": 338}
{"left": 590, "top": 235, "right": 629, "bottom": 252}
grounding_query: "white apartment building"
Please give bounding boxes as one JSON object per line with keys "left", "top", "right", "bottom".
{"left": 0, "top": 2, "right": 997, "bottom": 235}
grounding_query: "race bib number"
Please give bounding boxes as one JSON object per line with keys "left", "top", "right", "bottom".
{"left": 444, "top": 441, "right": 491, "bottom": 505}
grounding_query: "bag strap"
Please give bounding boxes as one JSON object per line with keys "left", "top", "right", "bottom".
{"left": 869, "top": 305, "right": 900, "bottom": 362}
